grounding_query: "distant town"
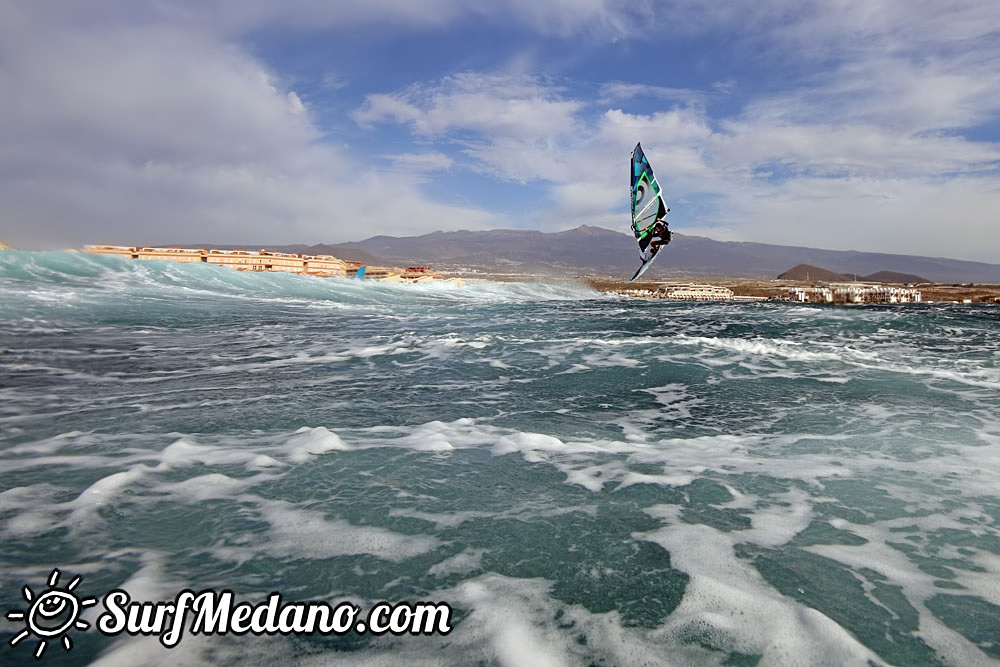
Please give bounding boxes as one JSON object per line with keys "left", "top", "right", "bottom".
{"left": 603, "top": 281, "right": 925, "bottom": 304}
{"left": 590, "top": 276, "right": 1000, "bottom": 304}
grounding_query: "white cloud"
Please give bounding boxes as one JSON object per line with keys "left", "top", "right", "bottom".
{"left": 2, "top": 0, "right": 999, "bottom": 260}
{"left": 387, "top": 152, "right": 454, "bottom": 172}
{"left": 714, "top": 174, "right": 1000, "bottom": 261}
{"left": 713, "top": 122, "right": 1000, "bottom": 179}
{"left": 768, "top": 0, "right": 1000, "bottom": 59}
{"left": 489, "top": 0, "right": 652, "bottom": 39}
{"left": 351, "top": 54, "right": 1000, "bottom": 259}
{"left": 26, "top": 0, "right": 651, "bottom": 40}
{"left": 356, "top": 79, "right": 712, "bottom": 189}
{"left": 598, "top": 82, "right": 706, "bottom": 106}
{"left": 354, "top": 73, "right": 583, "bottom": 140}
{"left": 2, "top": 29, "right": 315, "bottom": 164}
{"left": 354, "top": 73, "right": 584, "bottom": 184}
{"left": 0, "top": 4, "right": 505, "bottom": 248}
{"left": 0, "top": 0, "right": 651, "bottom": 248}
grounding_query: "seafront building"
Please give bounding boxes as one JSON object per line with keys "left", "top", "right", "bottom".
{"left": 833, "top": 284, "right": 922, "bottom": 303}
{"left": 612, "top": 280, "right": 923, "bottom": 304}
{"left": 85, "top": 245, "right": 349, "bottom": 277}
{"left": 776, "top": 284, "right": 922, "bottom": 304}
{"left": 783, "top": 287, "right": 834, "bottom": 303}
{"left": 83, "top": 245, "right": 460, "bottom": 284}
{"left": 614, "top": 283, "right": 745, "bottom": 301}
{"left": 657, "top": 283, "right": 735, "bottom": 301}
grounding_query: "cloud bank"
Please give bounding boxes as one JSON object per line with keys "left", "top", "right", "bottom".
{"left": 1, "top": 0, "right": 998, "bottom": 261}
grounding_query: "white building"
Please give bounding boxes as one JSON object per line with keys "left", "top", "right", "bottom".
{"left": 657, "top": 283, "right": 734, "bottom": 301}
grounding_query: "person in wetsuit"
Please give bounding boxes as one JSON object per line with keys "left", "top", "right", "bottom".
{"left": 638, "top": 210, "right": 671, "bottom": 258}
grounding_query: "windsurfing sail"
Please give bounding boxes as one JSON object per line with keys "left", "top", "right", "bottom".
{"left": 355, "top": 265, "right": 366, "bottom": 280}
{"left": 628, "top": 142, "right": 671, "bottom": 282}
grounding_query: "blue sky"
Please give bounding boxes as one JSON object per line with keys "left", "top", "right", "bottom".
{"left": 2, "top": 1, "right": 1000, "bottom": 262}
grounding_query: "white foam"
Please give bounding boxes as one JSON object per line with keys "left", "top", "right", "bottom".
{"left": 159, "top": 473, "right": 258, "bottom": 502}
{"left": 804, "top": 531, "right": 998, "bottom": 666}
{"left": 88, "top": 551, "right": 250, "bottom": 667}
{"left": 309, "top": 571, "right": 747, "bottom": 666}
{"left": 1, "top": 484, "right": 65, "bottom": 536}
{"left": 492, "top": 432, "right": 565, "bottom": 459}
{"left": 387, "top": 507, "right": 496, "bottom": 529}
{"left": 248, "top": 454, "right": 284, "bottom": 469}
{"left": 283, "top": 426, "right": 351, "bottom": 463}
{"left": 157, "top": 437, "right": 286, "bottom": 470}
{"left": 639, "top": 517, "right": 883, "bottom": 665}
{"left": 556, "top": 363, "right": 590, "bottom": 374}
{"left": 396, "top": 421, "right": 457, "bottom": 452}
{"left": 250, "top": 500, "right": 441, "bottom": 562}
{"left": 3, "top": 430, "right": 92, "bottom": 455}
{"left": 0, "top": 483, "right": 62, "bottom": 513}
{"left": 455, "top": 577, "right": 576, "bottom": 667}
{"left": 69, "top": 465, "right": 148, "bottom": 514}
{"left": 394, "top": 418, "right": 490, "bottom": 452}
{"left": 580, "top": 350, "right": 642, "bottom": 368}
{"left": 427, "top": 548, "right": 487, "bottom": 577}
{"left": 676, "top": 335, "right": 845, "bottom": 363}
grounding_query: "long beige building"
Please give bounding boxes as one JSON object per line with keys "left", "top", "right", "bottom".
{"left": 657, "top": 283, "right": 735, "bottom": 301}
{"left": 83, "top": 245, "right": 463, "bottom": 285}
{"left": 85, "top": 245, "right": 351, "bottom": 277}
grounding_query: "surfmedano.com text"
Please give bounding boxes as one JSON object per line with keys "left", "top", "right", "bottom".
{"left": 98, "top": 589, "right": 453, "bottom": 648}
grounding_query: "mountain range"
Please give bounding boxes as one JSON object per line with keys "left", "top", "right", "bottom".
{"left": 776, "top": 264, "right": 931, "bottom": 284}
{"left": 179, "top": 226, "right": 1000, "bottom": 283}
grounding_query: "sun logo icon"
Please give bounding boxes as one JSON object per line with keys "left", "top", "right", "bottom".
{"left": 6, "top": 568, "right": 98, "bottom": 659}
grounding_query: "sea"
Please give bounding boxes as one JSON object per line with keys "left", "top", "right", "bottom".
{"left": 1, "top": 251, "right": 998, "bottom": 666}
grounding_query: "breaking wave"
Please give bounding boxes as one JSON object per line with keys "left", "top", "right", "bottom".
{"left": 0, "top": 250, "right": 604, "bottom": 312}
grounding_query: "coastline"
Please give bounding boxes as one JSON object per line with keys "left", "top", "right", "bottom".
{"left": 10, "top": 244, "right": 1000, "bottom": 303}
{"left": 585, "top": 277, "right": 1000, "bottom": 304}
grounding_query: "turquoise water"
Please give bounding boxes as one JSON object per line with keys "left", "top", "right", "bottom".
{"left": 1, "top": 251, "right": 999, "bottom": 665}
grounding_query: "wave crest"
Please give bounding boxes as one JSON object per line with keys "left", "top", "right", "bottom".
{"left": 0, "top": 250, "right": 604, "bottom": 308}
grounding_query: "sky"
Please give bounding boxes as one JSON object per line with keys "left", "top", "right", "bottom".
{"left": 2, "top": 0, "right": 1000, "bottom": 262}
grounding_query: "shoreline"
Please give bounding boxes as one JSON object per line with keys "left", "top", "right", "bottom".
{"left": 585, "top": 277, "right": 1000, "bottom": 304}
{"left": 7, "top": 245, "right": 1000, "bottom": 303}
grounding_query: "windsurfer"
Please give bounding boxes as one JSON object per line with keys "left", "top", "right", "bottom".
{"left": 628, "top": 143, "right": 672, "bottom": 282}
{"left": 639, "top": 217, "right": 671, "bottom": 256}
